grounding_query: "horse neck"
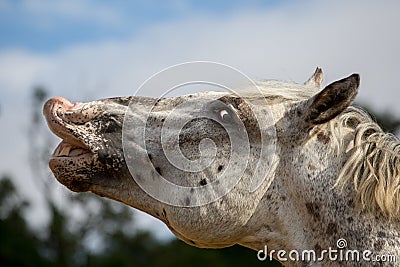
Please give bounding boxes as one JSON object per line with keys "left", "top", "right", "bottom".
{"left": 240, "top": 123, "right": 400, "bottom": 263}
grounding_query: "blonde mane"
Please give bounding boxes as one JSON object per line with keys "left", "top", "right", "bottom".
{"left": 332, "top": 107, "right": 400, "bottom": 219}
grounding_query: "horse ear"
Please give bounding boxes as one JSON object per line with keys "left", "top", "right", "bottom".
{"left": 304, "top": 67, "right": 323, "bottom": 88}
{"left": 305, "top": 74, "right": 360, "bottom": 126}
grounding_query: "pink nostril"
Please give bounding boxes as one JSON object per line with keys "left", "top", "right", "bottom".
{"left": 53, "top": 96, "right": 72, "bottom": 109}
{"left": 43, "top": 96, "right": 71, "bottom": 114}
{"left": 70, "top": 102, "right": 83, "bottom": 110}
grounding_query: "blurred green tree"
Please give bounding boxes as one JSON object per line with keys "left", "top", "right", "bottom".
{"left": 0, "top": 175, "right": 52, "bottom": 267}
{"left": 358, "top": 104, "right": 400, "bottom": 133}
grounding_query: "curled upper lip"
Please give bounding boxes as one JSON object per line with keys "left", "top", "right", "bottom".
{"left": 43, "top": 96, "right": 92, "bottom": 149}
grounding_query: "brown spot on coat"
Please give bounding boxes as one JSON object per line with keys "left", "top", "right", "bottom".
{"left": 377, "top": 231, "right": 386, "bottom": 238}
{"left": 184, "top": 197, "right": 190, "bottom": 206}
{"left": 326, "top": 222, "right": 338, "bottom": 236}
{"left": 217, "top": 165, "right": 223, "bottom": 172}
{"left": 305, "top": 202, "right": 320, "bottom": 220}
{"left": 314, "top": 244, "right": 322, "bottom": 255}
{"left": 200, "top": 178, "right": 207, "bottom": 186}
{"left": 347, "top": 217, "right": 354, "bottom": 224}
{"left": 317, "top": 132, "right": 330, "bottom": 144}
{"left": 374, "top": 240, "right": 385, "bottom": 251}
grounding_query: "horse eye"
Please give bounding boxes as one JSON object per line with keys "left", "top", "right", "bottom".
{"left": 219, "top": 109, "right": 231, "bottom": 121}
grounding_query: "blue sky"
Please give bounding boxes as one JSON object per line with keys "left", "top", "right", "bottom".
{"left": 0, "top": 0, "right": 285, "bottom": 52}
{"left": 0, "top": 0, "right": 399, "bottom": 239}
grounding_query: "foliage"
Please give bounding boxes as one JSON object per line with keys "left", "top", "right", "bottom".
{"left": 0, "top": 176, "right": 52, "bottom": 267}
{"left": 363, "top": 105, "right": 400, "bottom": 133}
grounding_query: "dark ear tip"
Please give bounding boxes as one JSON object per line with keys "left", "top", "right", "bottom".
{"left": 350, "top": 73, "right": 360, "bottom": 87}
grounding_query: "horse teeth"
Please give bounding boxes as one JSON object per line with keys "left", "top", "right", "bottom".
{"left": 54, "top": 146, "right": 60, "bottom": 156}
{"left": 69, "top": 148, "right": 84, "bottom": 157}
{"left": 55, "top": 146, "right": 63, "bottom": 156}
{"left": 59, "top": 146, "right": 71, "bottom": 157}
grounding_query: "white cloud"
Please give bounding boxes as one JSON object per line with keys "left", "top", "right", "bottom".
{"left": 0, "top": 50, "right": 52, "bottom": 93}
{"left": 1, "top": 0, "right": 400, "bottom": 238}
